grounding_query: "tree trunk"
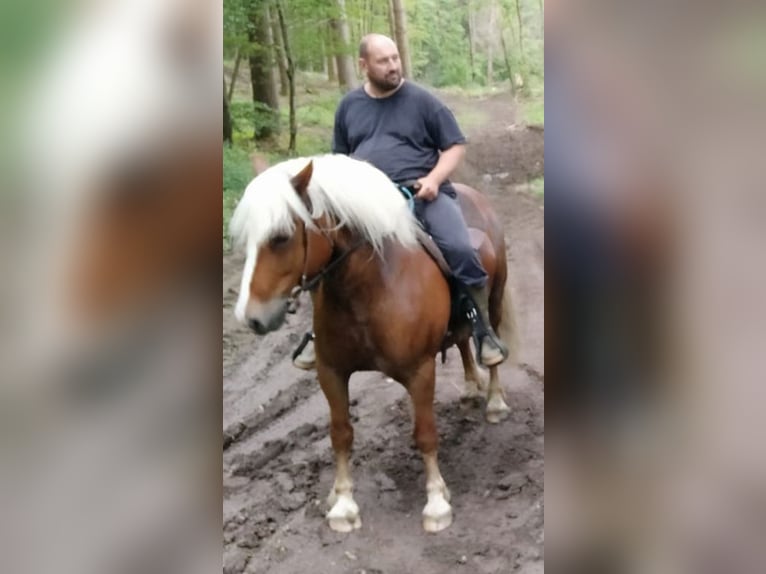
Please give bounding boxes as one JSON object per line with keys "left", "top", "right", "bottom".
{"left": 326, "top": 24, "right": 337, "bottom": 82}
{"left": 464, "top": 0, "right": 476, "bottom": 82}
{"left": 499, "top": 28, "right": 516, "bottom": 97}
{"left": 327, "top": 54, "right": 337, "bottom": 82}
{"left": 391, "top": 0, "right": 412, "bottom": 78}
{"left": 270, "top": 4, "right": 289, "bottom": 97}
{"left": 276, "top": 0, "right": 297, "bottom": 154}
{"left": 227, "top": 48, "right": 242, "bottom": 102}
{"left": 515, "top": 0, "right": 526, "bottom": 69}
{"left": 247, "top": 2, "right": 279, "bottom": 140}
{"left": 387, "top": 0, "right": 397, "bottom": 39}
{"left": 223, "top": 84, "right": 233, "bottom": 145}
{"left": 487, "top": 2, "right": 495, "bottom": 85}
{"left": 331, "top": 0, "right": 357, "bottom": 92}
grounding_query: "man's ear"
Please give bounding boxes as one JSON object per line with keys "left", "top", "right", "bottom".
{"left": 290, "top": 160, "right": 313, "bottom": 205}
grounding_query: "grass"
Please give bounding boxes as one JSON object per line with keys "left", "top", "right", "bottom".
{"left": 223, "top": 145, "right": 253, "bottom": 240}
{"left": 452, "top": 106, "right": 490, "bottom": 132}
{"left": 519, "top": 96, "right": 544, "bottom": 126}
{"left": 529, "top": 177, "right": 544, "bottom": 197}
{"left": 439, "top": 83, "right": 508, "bottom": 98}
{"left": 519, "top": 78, "right": 544, "bottom": 126}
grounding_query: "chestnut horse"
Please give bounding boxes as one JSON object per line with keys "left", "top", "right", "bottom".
{"left": 231, "top": 154, "right": 518, "bottom": 533}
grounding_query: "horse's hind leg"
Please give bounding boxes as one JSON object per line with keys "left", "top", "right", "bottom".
{"left": 486, "top": 365, "right": 511, "bottom": 423}
{"left": 457, "top": 338, "right": 486, "bottom": 399}
{"left": 317, "top": 364, "right": 360, "bottom": 532}
{"left": 406, "top": 359, "right": 453, "bottom": 532}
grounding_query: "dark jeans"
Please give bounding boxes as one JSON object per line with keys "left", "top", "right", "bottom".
{"left": 413, "top": 187, "right": 487, "bottom": 288}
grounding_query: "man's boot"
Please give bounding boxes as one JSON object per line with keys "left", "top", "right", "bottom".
{"left": 464, "top": 285, "right": 508, "bottom": 367}
{"left": 292, "top": 332, "right": 316, "bottom": 370}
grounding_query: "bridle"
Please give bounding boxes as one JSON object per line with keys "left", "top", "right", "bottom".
{"left": 286, "top": 219, "right": 365, "bottom": 313}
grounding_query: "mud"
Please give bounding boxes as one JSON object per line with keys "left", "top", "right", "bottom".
{"left": 223, "top": 91, "right": 544, "bottom": 574}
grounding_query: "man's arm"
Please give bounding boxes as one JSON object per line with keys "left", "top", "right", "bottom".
{"left": 416, "top": 143, "right": 466, "bottom": 201}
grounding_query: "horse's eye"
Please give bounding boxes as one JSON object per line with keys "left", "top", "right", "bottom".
{"left": 269, "top": 235, "right": 290, "bottom": 248}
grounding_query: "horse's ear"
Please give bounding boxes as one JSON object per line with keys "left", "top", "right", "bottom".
{"left": 290, "top": 160, "right": 313, "bottom": 202}
{"left": 250, "top": 152, "right": 270, "bottom": 175}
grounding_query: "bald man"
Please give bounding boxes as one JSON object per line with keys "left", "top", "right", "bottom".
{"left": 292, "top": 33, "right": 508, "bottom": 370}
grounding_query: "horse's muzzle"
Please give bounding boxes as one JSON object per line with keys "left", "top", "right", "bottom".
{"left": 247, "top": 318, "right": 270, "bottom": 335}
{"left": 246, "top": 301, "right": 287, "bottom": 334}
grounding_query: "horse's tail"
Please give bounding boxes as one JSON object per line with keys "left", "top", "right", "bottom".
{"left": 497, "top": 279, "right": 520, "bottom": 365}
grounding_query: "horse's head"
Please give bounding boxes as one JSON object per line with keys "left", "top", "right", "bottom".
{"left": 233, "top": 160, "right": 328, "bottom": 334}
{"left": 232, "top": 153, "right": 421, "bottom": 335}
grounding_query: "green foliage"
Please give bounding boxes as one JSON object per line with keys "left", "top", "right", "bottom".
{"left": 229, "top": 100, "right": 281, "bottom": 141}
{"left": 223, "top": 145, "right": 253, "bottom": 237}
{"left": 409, "top": 0, "right": 470, "bottom": 86}
{"left": 520, "top": 88, "right": 544, "bottom": 125}
{"left": 529, "top": 177, "right": 544, "bottom": 197}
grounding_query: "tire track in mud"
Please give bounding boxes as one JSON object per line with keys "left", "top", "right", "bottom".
{"left": 223, "top": 371, "right": 543, "bottom": 574}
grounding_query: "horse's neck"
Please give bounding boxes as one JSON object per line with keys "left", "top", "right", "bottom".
{"left": 319, "top": 238, "right": 400, "bottom": 310}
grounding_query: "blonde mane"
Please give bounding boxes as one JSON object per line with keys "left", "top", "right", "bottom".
{"left": 229, "top": 154, "right": 420, "bottom": 257}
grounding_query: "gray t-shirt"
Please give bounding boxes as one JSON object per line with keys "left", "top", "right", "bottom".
{"left": 332, "top": 81, "right": 466, "bottom": 189}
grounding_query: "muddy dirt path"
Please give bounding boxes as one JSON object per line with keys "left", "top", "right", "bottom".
{"left": 223, "top": 91, "right": 544, "bottom": 574}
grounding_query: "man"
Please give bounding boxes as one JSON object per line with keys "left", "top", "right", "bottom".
{"left": 293, "top": 33, "right": 507, "bottom": 370}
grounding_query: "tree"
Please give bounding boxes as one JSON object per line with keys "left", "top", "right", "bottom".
{"left": 388, "top": 0, "right": 397, "bottom": 39}
{"left": 247, "top": 1, "right": 280, "bottom": 140}
{"left": 326, "top": 24, "right": 337, "bottom": 82}
{"left": 224, "top": 88, "right": 233, "bottom": 144}
{"left": 275, "top": 0, "right": 297, "bottom": 154}
{"left": 270, "top": 4, "right": 289, "bottom": 97}
{"left": 227, "top": 48, "right": 241, "bottom": 102}
{"left": 463, "top": 0, "right": 477, "bottom": 82}
{"left": 391, "top": 0, "right": 412, "bottom": 78}
{"left": 331, "top": 0, "right": 358, "bottom": 91}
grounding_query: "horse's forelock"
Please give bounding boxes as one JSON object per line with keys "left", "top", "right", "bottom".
{"left": 230, "top": 164, "right": 314, "bottom": 255}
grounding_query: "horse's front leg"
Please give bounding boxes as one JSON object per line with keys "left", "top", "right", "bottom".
{"left": 406, "top": 359, "right": 453, "bottom": 532}
{"left": 317, "top": 363, "right": 360, "bottom": 532}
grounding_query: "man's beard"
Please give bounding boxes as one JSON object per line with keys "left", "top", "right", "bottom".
{"left": 369, "top": 71, "right": 402, "bottom": 92}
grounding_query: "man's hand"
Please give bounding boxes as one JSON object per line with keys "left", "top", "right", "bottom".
{"left": 415, "top": 176, "right": 440, "bottom": 201}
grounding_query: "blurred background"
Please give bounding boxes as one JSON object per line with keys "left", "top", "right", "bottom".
{"left": 546, "top": 0, "right": 766, "bottom": 572}
{"left": 1, "top": 1, "right": 221, "bottom": 573}
{"left": 4, "top": 0, "right": 766, "bottom": 572}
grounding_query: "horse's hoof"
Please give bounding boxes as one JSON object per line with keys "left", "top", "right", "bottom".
{"left": 422, "top": 497, "right": 453, "bottom": 533}
{"left": 328, "top": 513, "right": 362, "bottom": 533}
{"left": 486, "top": 398, "right": 511, "bottom": 424}
{"left": 327, "top": 496, "right": 361, "bottom": 533}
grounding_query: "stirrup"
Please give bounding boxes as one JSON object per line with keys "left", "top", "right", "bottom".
{"left": 463, "top": 299, "right": 508, "bottom": 366}
{"left": 292, "top": 332, "right": 314, "bottom": 363}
